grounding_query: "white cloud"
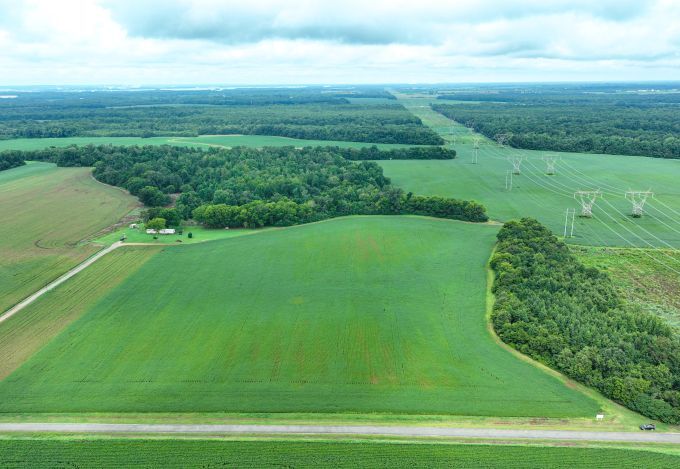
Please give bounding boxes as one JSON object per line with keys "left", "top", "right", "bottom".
{"left": 0, "top": 0, "right": 677, "bottom": 84}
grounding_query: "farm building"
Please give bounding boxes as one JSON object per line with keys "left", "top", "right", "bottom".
{"left": 159, "top": 228, "right": 176, "bottom": 235}
{"left": 146, "top": 229, "right": 157, "bottom": 234}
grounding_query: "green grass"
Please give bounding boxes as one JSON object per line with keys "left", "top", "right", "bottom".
{"left": 379, "top": 97, "right": 680, "bottom": 249}
{"left": 0, "top": 246, "right": 161, "bottom": 381}
{"left": 0, "top": 135, "right": 418, "bottom": 151}
{"left": 0, "top": 162, "right": 136, "bottom": 312}
{"left": 95, "top": 225, "right": 268, "bottom": 246}
{"left": 0, "top": 216, "right": 598, "bottom": 416}
{"left": 0, "top": 439, "right": 677, "bottom": 468}
{"left": 574, "top": 246, "right": 680, "bottom": 331}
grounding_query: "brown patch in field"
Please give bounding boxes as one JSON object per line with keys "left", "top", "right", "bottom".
{"left": 290, "top": 296, "right": 305, "bottom": 305}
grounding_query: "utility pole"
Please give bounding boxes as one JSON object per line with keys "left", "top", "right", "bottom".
{"left": 542, "top": 154, "right": 559, "bottom": 175}
{"left": 563, "top": 208, "right": 576, "bottom": 238}
{"left": 574, "top": 190, "right": 602, "bottom": 217}
{"left": 625, "top": 190, "right": 654, "bottom": 217}
{"left": 472, "top": 137, "right": 480, "bottom": 164}
{"left": 507, "top": 156, "right": 522, "bottom": 175}
{"left": 505, "top": 170, "right": 513, "bottom": 191}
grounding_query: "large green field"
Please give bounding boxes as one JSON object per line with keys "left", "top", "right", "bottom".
{"left": 0, "top": 216, "right": 598, "bottom": 416}
{"left": 1, "top": 439, "right": 677, "bottom": 468}
{"left": 0, "top": 135, "right": 418, "bottom": 151}
{"left": 379, "top": 100, "right": 680, "bottom": 253}
{"left": 0, "top": 162, "right": 136, "bottom": 313}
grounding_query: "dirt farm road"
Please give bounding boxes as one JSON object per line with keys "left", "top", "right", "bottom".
{"left": 0, "top": 241, "right": 123, "bottom": 325}
{"left": 0, "top": 423, "right": 678, "bottom": 443}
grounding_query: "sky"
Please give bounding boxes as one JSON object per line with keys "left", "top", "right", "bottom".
{"left": 0, "top": 0, "right": 679, "bottom": 85}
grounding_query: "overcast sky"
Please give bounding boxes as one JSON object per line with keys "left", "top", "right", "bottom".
{"left": 0, "top": 0, "right": 679, "bottom": 85}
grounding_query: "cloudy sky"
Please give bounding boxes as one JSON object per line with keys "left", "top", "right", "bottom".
{"left": 0, "top": 0, "right": 679, "bottom": 85}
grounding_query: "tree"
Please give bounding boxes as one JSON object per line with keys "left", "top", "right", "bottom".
{"left": 138, "top": 186, "right": 170, "bottom": 207}
{"left": 146, "top": 217, "right": 166, "bottom": 231}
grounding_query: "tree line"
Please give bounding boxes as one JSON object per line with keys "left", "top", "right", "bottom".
{"left": 433, "top": 102, "right": 680, "bottom": 159}
{"left": 2, "top": 145, "right": 486, "bottom": 227}
{"left": 491, "top": 218, "right": 680, "bottom": 423}
{"left": 0, "top": 96, "right": 442, "bottom": 145}
{"left": 0, "top": 153, "right": 25, "bottom": 171}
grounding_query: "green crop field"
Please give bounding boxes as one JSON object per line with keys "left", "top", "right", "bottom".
{"left": 574, "top": 246, "right": 680, "bottom": 331}
{"left": 0, "top": 246, "right": 161, "bottom": 381}
{"left": 0, "top": 135, "right": 418, "bottom": 151}
{"left": 0, "top": 162, "right": 136, "bottom": 313}
{"left": 0, "top": 439, "right": 677, "bottom": 468}
{"left": 379, "top": 99, "right": 680, "bottom": 253}
{"left": 0, "top": 216, "right": 598, "bottom": 416}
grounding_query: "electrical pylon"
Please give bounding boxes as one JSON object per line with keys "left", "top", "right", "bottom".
{"left": 507, "top": 155, "right": 522, "bottom": 174}
{"left": 496, "top": 133, "right": 510, "bottom": 147}
{"left": 625, "top": 190, "right": 654, "bottom": 217}
{"left": 542, "top": 154, "right": 559, "bottom": 175}
{"left": 574, "top": 190, "right": 602, "bottom": 217}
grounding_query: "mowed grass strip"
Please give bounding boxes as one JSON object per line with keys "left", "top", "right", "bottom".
{"left": 380, "top": 98, "right": 680, "bottom": 248}
{"left": 0, "top": 163, "right": 136, "bottom": 312}
{"left": 0, "top": 216, "right": 598, "bottom": 416}
{"left": 0, "top": 439, "right": 678, "bottom": 468}
{"left": 0, "top": 246, "right": 162, "bottom": 380}
{"left": 0, "top": 135, "right": 418, "bottom": 151}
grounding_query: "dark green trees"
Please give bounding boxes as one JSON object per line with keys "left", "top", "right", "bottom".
{"left": 491, "top": 218, "right": 680, "bottom": 423}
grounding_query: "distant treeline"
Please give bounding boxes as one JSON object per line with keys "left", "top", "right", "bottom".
{"left": 0, "top": 104, "right": 441, "bottom": 145}
{"left": 0, "top": 87, "right": 394, "bottom": 109}
{"left": 334, "top": 146, "right": 455, "bottom": 160}
{"left": 3, "top": 145, "right": 486, "bottom": 227}
{"left": 491, "top": 218, "right": 680, "bottom": 424}
{"left": 433, "top": 102, "right": 680, "bottom": 159}
{"left": 0, "top": 89, "right": 441, "bottom": 145}
{"left": 0, "top": 153, "right": 25, "bottom": 171}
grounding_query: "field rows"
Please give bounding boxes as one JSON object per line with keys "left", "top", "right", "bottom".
{"left": 1, "top": 439, "right": 677, "bottom": 468}
{"left": 0, "top": 163, "right": 136, "bottom": 312}
{"left": 0, "top": 217, "right": 598, "bottom": 417}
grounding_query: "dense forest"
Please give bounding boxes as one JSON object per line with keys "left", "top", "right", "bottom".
{"left": 0, "top": 153, "right": 25, "bottom": 171}
{"left": 2, "top": 145, "right": 485, "bottom": 227}
{"left": 0, "top": 88, "right": 443, "bottom": 145}
{"left": 0, "top": 103, "right": 441, "bottom": 145}
{"left": 331, "top": 146, "right": 454, "bottom": 160}
{"left": 491, "top": 218, "right": 680, "bottom": 423}
{"left": 432, "top": 97, "right": 680, "bottom": 159}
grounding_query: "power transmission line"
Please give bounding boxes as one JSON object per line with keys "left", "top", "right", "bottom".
{"left": 625, "top": 190, "right": 654, "bottom": 217}
{"left": 574, "top": 190, "right": 602, "bottom": 217}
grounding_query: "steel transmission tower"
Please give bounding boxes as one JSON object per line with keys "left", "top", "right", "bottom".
{"left": 625, "top": 190, "right": 654, "bottom": 217}
{"left": 507, "top": 155, "right": 522, "bottom": 174}
{"left": 496, "top": 133, "right": 511, "bottom": 147}
{"left": 573, "top": 190, "right": 602, "bottom": 217}
{"left": 542, "top": 155, "right": 559, "bottom": 175}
